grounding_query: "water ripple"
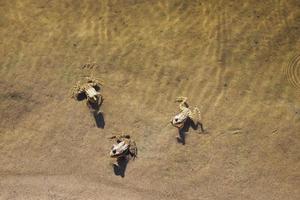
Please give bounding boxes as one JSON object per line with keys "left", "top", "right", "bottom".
{"left": 284, "top": 54, "right": 300, "bottom": 88}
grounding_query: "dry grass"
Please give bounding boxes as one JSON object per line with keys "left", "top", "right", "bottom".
{"left": 0, "top": 0, "right": 300, "bottom": 199}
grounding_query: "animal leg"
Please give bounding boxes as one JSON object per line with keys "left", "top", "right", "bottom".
{"left": 96, "top": 94, "right": 103, "bottom": 111}
{"left": 71, "top": 82, "right": 84, "bottom": 99}
{"left": 189, "top": 107, "right": 204, "bottom": 132}
{"left": 110, "top": 158, "right": 118, "bottom": 167}
{"left": 129, "top": 140, "right": 137, "bottom": 159}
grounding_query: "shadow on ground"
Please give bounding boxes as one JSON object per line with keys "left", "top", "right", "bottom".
{"left": 93, "top": 112, "right": 105, "bottom": 128}
{"left": 177, "top": 118, "right": 205, "bottom": 145}
{"left": 113, "top": 157, "right": 129, "bottom": 178}
{"left": 86, "top": 100, "right": 105, "bottom": 129}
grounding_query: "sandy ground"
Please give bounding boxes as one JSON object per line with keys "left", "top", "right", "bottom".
{"left": 0, "top": 0, "right": 300, "bottom": 199}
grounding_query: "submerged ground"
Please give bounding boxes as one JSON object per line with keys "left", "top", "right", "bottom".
{"left": 0, "top": 0, "right": 300, "bottom": 199}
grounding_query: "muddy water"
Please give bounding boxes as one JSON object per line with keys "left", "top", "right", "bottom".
{"left": 0, "top": 0, "right": 300, "bottom": 199}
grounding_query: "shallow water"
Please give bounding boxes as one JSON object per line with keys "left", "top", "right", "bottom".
{"left": 0, "top": 0, "right": 300, "bottom": 199}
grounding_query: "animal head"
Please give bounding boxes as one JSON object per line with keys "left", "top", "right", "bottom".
{"left": 171, "top": 113, "right": 187, "bottom": 128}
{"left": 110, "top": 141, "right": 129, "bottom": 158}
{"left": 86, "top": 87, "right": 99, "bottom": 100}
